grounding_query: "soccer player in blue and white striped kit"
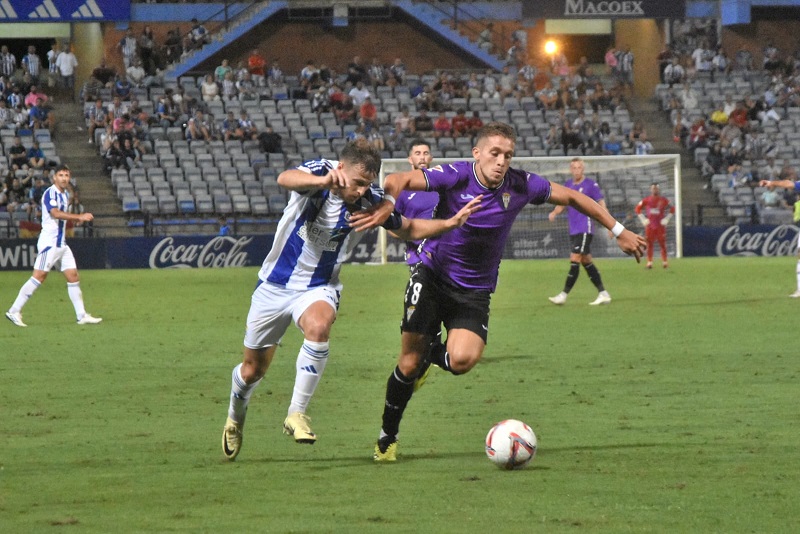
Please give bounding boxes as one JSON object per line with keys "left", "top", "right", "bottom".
{"left": 5, "top": 165, "right": 102, "bottom": 327}
{"left": 222, "top": 139, "right": 481, "bottom": 460}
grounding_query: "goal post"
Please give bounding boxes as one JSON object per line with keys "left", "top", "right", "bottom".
{"left": 377, "top": 154, "right": 682, "bottom": 264}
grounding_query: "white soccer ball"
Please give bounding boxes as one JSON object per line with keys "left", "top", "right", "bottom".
{"left": 485, "top": 419, "right": 537, "bottom": 470}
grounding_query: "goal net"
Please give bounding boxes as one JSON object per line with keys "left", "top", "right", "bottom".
{"left": 374, "top": 154, "right": 682, "bottom": 264}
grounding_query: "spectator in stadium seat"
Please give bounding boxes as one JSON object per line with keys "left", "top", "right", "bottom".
{"left": 121, "top": 138, "right": 142, "bottom": 170}
{"left": 92, "top": 58, "right": 116, "bottom": 87}
{"left": 759, "top": 183, "right": 788, "bottom": 209}
{"left": 466, "top": 110, "right": 483, "bottom": 137}
{"left": 126, "top": 58, "right": 146, "bottom": 88}
{"left": 222, "top": 111, "right": 241, "bottom": 141}
{"left": 9, "top": 136, "right": 29, "bottom": 170}
{"left": 602, "top": 133, "right": 622, "bottom": 156}
{"left": 201, "top": 74, "right": 220, "bottom": 102}
{"left": 334, "top": 95, "right": 357, "bottom": 126}
{"left": 247, "top": 49, "right": 266, "bottom": 87}
{"left": 257, "top": 123, "right": 282, "bottom": 154}
{"left": 113, "top": 74, "right": 132, "bottom": 101}
{"left": 81, "top": 75, "right": 104, "bottom": 103}
{"left": 433, "top": 111, "right": 451, "bottom": 139}
{"left": 663, "top": 57, "right": 685, "bottom": 87}
{"left": 560, "top": 119, "right": 585, "bottom": 156}
{"left": 267, "top": 59, "right": 284, "bottom": 87}
{"left": 701, "top": 144, "right": 725, "bottom": 187}
{"left": 185, "top": 110, "right": 212, "bottom": 142}
{"left": 451, "top": 108, "right": 469, "bottom": 138}
{"left": 348, "top": 80, "right": 371, "bottom": 107}
{"left": 413, "top": 108, "right": 433, "bottom": 136}
{"left": 220, "top": 71, "right": 238, "bottom": 101}
{"left": 359, "top": 96, "right": 378, "bottom": 130}
{"left": 26, "top": 140, "right": 46, "bottom": 170}
{"left": 387, "top": 57, "right": 406, "bottom": 86}
{"left": 367, "top": 126, "right": 645, "bottom": 462}
{"left": 634, "top": 133, "right": 654, "bottom": 156}
{"left": 219, "top": 139, "right": 480, "bottom": 461}
{"left": 156, "top": 95, "right": 178, "bottom": 129}
{"left": 346, "top": 55, "right": 368, "bottom": 86}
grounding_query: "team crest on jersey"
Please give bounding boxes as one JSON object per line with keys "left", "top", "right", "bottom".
{"left": 406, "top": 305, "right": 415, "bottom": 322}
{"left": 502, "top": 193, "right": 511, "bottom": 209}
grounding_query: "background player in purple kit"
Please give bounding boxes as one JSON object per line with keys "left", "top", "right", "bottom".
{"left": 547, "top": 157, "right": 613, "bottom": 306}
{"left": 349, "top": 122, "right": 646, "bottom": 461}
{"left": 391, "top": 139, "right": 439, "bottom": 266}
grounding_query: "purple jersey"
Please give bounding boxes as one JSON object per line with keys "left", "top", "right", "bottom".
{"left": 394, "top": 190, "right": 439, "bottom": 265}
{"left": 564, "top": 177, "right": 604, "bottom": 235}
{"left": 420, "top": 161, "right": 551, "bottom": 291}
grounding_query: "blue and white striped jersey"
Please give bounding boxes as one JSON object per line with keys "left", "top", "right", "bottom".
{"left": 39, "top": 185, "right": 69, "bottom": 250}
{"left": 258, "top": 159, "right": 402, "bottom": 290}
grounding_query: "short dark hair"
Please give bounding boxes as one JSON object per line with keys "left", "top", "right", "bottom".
{"left": 55, "top": 164, "right": 70, "bottom": 174}
{"left": 339, "top": 139, "right": 382, "bottom": 178}
{"left": 476, "top": 121, "right": 516, "bottom": 145}
{"left": 407, "top": 138, "right": 431, "bottom": 154}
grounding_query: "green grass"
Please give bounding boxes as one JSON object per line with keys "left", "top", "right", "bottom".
{"left": 1, "top": 257, "right": 799, "bottom": 533}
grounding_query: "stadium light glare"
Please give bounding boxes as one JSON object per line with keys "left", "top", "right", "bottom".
{"left": 544, "top": 40, "right": 557, "bottom": 55}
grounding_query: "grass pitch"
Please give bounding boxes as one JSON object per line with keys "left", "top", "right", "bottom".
{"left": 1, "top": 257, "right": 798, "bottom": 533}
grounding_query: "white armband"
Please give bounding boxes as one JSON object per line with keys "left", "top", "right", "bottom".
{"left": 383, "top": 194, "right": 396, "bottom": 205}
{"left": 611, "top": 221, "right": 625, "bottom": 237}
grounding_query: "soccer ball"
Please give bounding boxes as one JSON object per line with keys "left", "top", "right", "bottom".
{"left": 485, "top": 419, "right": 537, "bottom": 470}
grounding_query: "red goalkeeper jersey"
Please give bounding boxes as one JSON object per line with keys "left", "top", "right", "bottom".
{"left": 635, "top": 195, "right": 674, "bottom": 229}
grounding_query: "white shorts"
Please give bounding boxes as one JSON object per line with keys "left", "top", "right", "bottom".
{"left": 243, "top": 281, "right": 340, "bottom": 350}
{"left": 35, "top": 245, "right": 77, "bottom": 273}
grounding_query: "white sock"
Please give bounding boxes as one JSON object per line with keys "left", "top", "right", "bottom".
{"left": 228, "top": 363, "right": 261, "bottom": 423}
{"left": 67, "top": 282, "right": 86, "bottom": 320}
{"left": 288, "top": 339, "right": 329, "bottom": 415}
{"left": 795, "top": 260, "right": 800, "bottom": 291}
{"left": 10, "top": 277, "right": 41, "bottom": 313}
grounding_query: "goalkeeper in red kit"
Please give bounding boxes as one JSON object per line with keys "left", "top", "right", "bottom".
{"left": 635, "top": 183, "right": 675, "bottom": 269}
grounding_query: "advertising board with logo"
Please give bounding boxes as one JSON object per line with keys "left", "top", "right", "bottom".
{"left": 522, "top": 0, "right": 685, "bottom": 19}
{"left": 0, "top": 0, "right": 130, "bottom": 22}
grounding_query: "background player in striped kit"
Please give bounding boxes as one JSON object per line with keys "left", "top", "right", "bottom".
{"left": 221, "top": 140, "right": 481, "bottom": 461}
{"left": 548, "top": 157, "right": 613, "bottom": 306}
{"left": 5, "top": 165, "right": 102, "bottom": 328}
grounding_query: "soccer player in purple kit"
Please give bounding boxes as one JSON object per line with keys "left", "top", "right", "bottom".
{"left": 392, "top": 139, "right": 439, "bottom": 266}
{"left": 348, "top": 122, "right": 646, "bottom": 461}
{"left": 548, "top": 157, "right": 613, "bottom": 306}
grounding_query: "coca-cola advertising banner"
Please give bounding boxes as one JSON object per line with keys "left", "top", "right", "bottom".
{"left": 683, "top": 224, "right": 799, "bottom": 257}
{"left": 0, "top": 233, "right": 403, "bottom": 271}
{"left": 522, "top": 0, "right": 685, "bottom": 19}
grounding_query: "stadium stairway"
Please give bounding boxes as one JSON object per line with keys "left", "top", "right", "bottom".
{"left": 165, "top": 0, "right": 502, "bottom": 81}
{"left": 164, "top": 1, "right": 286, "bottom": 80}
{"left": 54, "top": 103, "right": 131, "bottom": 236}
{"left": 628, "top": 96, "right": 726, "bottom": 225}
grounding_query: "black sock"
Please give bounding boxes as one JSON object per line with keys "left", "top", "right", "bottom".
{"left": 427, "top": 342, "right": 463, "bottom": 375}
{"left": 584, "top": 262, "right": 605, "bottom": 292}
{"left": 381, "top": 366, "right": 415, "bottom": 438}
{"left": 564, "top": 261, "right": 580, "bottom": 293}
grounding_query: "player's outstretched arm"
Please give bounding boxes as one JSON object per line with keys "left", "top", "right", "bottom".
{"left": 759, "top": 179, "right": 796, "bottom": 190}
{"left": 349, "top": 169, "right": 427, "bottom": 232}
{"left": 549, "top": 183, "right": 646, "bottom": 261}
{"left": 394, "top": 195, "right": 482, "bottom": 240}
{"left": 277, "top": 168, "right": 334, "bottom": 191}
